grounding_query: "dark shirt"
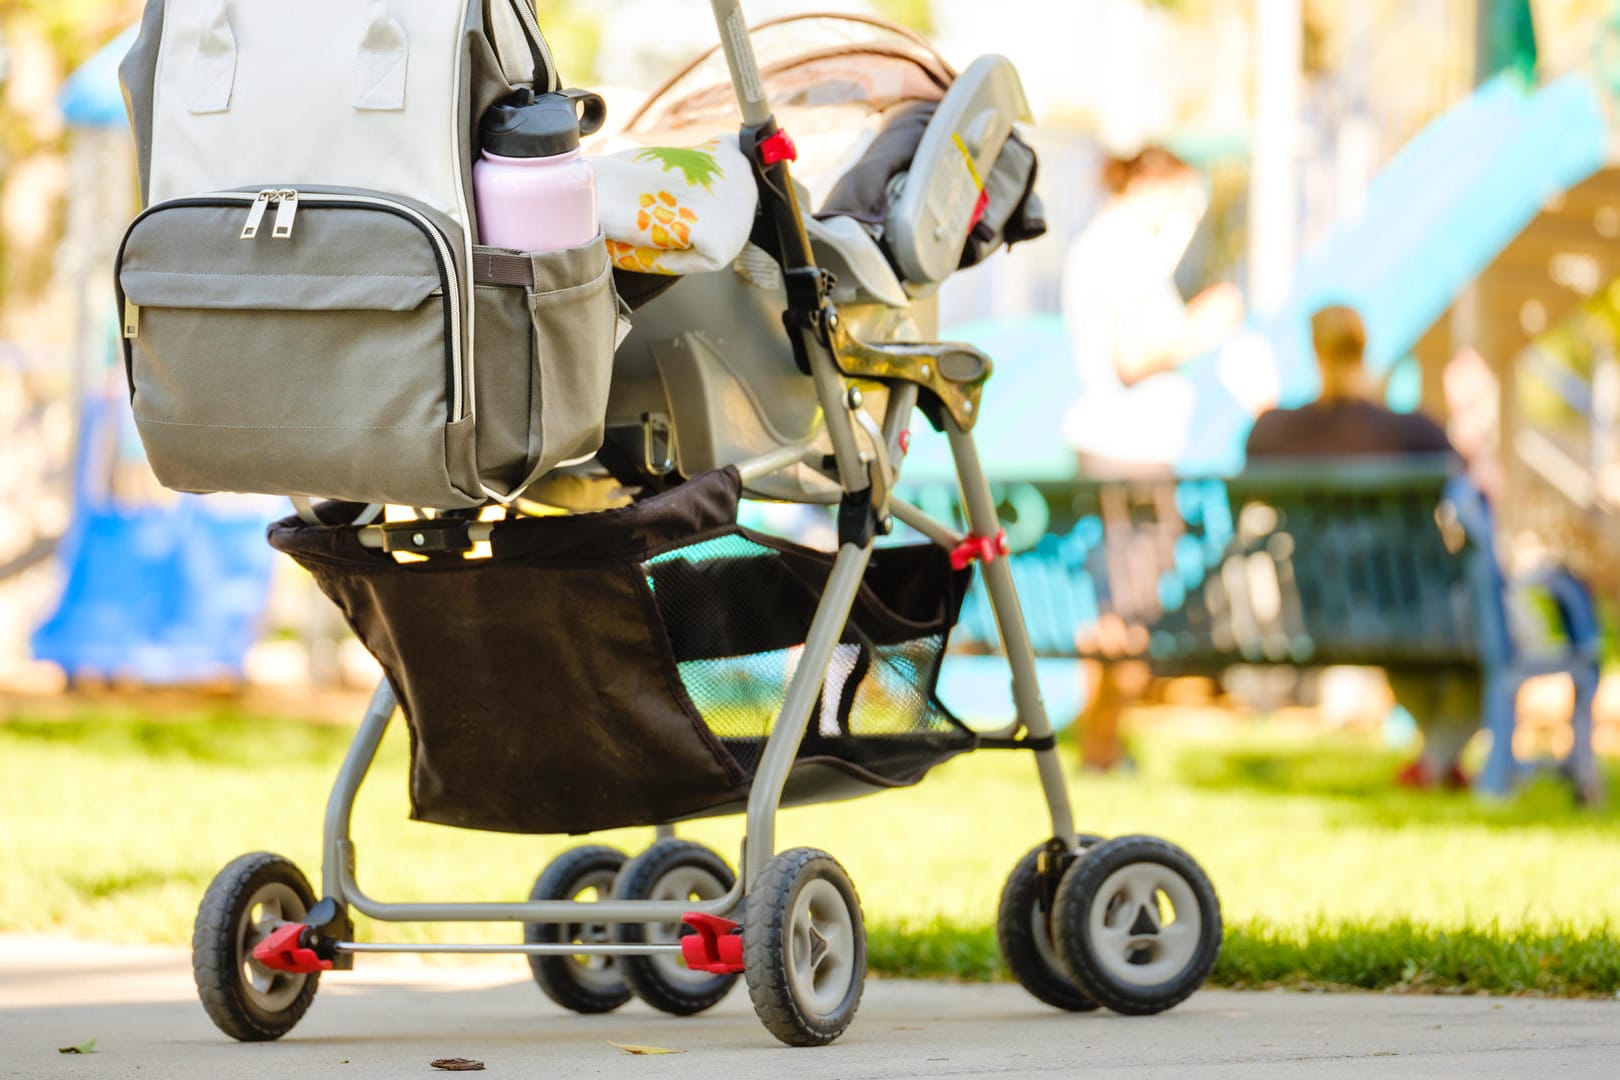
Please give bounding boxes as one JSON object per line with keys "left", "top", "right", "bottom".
{"left": 1244, "top": 398, "right": 1454, "bottom": 460}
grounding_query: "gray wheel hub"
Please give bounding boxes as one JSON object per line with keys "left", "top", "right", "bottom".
{"left": 787, "top": 879, "right": 857, "bottom": 1015}
{"left": 1085, "top": 863, "right": 1201, "bottom": 987}
{"left": 235, "top": 882, "right": 309, "bottom": 1012}
{"left": 559, "top": 868, "right": 621, "bottom": 992}
{"left": 646, "top": 865, "right": 727, "bottom": 988}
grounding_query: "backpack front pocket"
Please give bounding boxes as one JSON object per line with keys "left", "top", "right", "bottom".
{"left": 117, "top": 190, "right": 480, "bottom": 508}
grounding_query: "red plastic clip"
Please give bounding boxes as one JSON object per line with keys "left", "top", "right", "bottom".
{"left": 251, "top": 923, "right": 333, "bottom": 974}
{"left": 968, "top": 187, "right": 990, "bottom": 230}
{"left": 758, "top": 128, "right": 798, "bottom": 166}
{"left": 679, "top": 912, "right": 745, "bottom": 974}
{"left": 950, "top": 529, "right": 1009, "bottom": 571}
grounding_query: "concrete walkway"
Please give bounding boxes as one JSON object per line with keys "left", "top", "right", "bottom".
{"left": 3, "top": 936, "right": 1618, "bottom": 1079}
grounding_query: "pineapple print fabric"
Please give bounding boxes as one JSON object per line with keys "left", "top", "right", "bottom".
{"left": 591, "top": 136, "right": 757, "bottom": 275}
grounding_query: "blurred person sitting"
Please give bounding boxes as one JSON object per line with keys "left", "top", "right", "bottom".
{"left": 1245, "top": 305, "right": 1473, "bottom": 790}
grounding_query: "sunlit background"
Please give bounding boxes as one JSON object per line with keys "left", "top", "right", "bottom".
{"left": 3, "top": 0, "right": 1620, "bottom": 997}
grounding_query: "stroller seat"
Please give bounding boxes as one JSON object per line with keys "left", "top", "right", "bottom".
{"left": 580, "top": 22, "right": 1043, "bottom": 507}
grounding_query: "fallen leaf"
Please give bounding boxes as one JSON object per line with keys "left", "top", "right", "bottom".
{"left": 609, "top": 1041, "right": 685, "bottom": 1056}
{"left": 57, "top": 1038, "right": 97, "bottom": 1055}
{"left": 430, "top": 1059, "right": 485, "bottom": 1072}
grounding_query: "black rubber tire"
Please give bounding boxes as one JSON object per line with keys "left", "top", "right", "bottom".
{"left": 1051, "top": 835, "right": 1222, "bottom": 1016}
{"left": 611, "top": 839, "right": 739, "bottom": 1015}
{"left": 192, "top": 852, "right": 320, "bottom": 1042}
{"left": 743, "top": 847, "right": 867, "bottom": 1047}
{"left": 997, "top": 839, "right": 1103, "bottom": 1012}
{"left": 523, "top": 845, "right": 632, "bottom": 1014}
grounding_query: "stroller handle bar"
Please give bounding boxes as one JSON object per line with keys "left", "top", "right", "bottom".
{"left": 709, "top": 0, "right": 772, "bottom": 127}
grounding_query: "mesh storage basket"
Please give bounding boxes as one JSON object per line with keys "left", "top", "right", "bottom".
{"left": 269, "top": 469, "right": 976, "bottom": 834}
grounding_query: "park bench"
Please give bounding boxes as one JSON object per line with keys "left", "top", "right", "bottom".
{"left": 932, "top": 456, "right": 1603, "bottom": 800}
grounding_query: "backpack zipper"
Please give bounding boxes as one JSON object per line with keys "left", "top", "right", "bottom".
{"left": 119, "top": 190, "right": 466, "bottom": 421}
{"left": 509, "top": 0, "right": 558, "bottom": 89}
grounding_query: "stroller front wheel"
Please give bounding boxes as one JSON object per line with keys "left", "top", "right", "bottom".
{"left": 743, "top": 847, "right": 866, "bottom": 1047}
{"left": 997, "top": 838, "right": 1104, "bottom": 1012}
{"left": 1050, "top": 835, "right": 1222, "bottom": 1015}
{"left": 523, "top": 845, "right": 633, "bottom": 1014}
{"left": 192, "top": 852, "right": 321, "bottom": 1042}
{"left": 611, "top": 839, "right": 739, "bottom": 1015}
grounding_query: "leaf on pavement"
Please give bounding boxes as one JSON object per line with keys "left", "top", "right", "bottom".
{"left": 430, "top": 1058, "right": 486, "bottom": 1071}
{"left": 609, "top": 1041, "right": 685, "bottom": 1056}
{"left": 58, "top": 1038, "right": 97, "bottom": 1055}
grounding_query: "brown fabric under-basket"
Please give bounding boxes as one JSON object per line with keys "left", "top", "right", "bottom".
{"left": 269, "top": 469, "right": 975, "bottom": 835}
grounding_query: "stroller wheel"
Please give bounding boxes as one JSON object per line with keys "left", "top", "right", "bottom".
{"left": 524, "top": 845, "right": 632, "bottom": 1014}
{"left": 1051, "top": 835, "right": 1222, "bottom": 1015}
{"left": 743, "top": 847, "right": 866, "bottom": 1047}
{"left": 611, "top": 839, "right": 739, "bottom": 1015}
{"left": 192, "top": 852, "right": 320, "bottom": 1042}
{"left": 996, "top": 838, "right": 1103, "bottom": 1012}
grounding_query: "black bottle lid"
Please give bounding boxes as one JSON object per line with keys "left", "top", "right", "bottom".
{"left": 480, "top": 88, "right": 607, "bottom": 159}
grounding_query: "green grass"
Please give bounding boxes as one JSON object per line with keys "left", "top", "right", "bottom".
{"left": 3, "top": 702, "right": 1619, "bottom": 996}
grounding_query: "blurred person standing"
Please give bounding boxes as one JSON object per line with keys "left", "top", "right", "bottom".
{"left": 1060, "top": 147, "right": 1245, "bottom": 771}
{"left": 1246, "top": 305, "right": 1473, "bottom": 790}
{"left": 1060, "top": 147, "right": 1245, "bottom": 474}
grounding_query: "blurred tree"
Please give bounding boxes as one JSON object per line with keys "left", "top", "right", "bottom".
{"left": 870, "top": 0, "right": 934, "bottom": 33}
{"left": 537, "top": 0, "right": 602, "bottom": 84}
{"left": 0, "top": 0, "right": 141, "bottom": 339}
{"left": 1477, "top": 0, "right": 1538, "bottom": 83}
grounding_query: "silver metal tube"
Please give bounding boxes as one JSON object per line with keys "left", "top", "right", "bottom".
{"left": 322, "top": 680, "right": 397, "bottom": 902}
{"left": 813, "top": 351, "right": 871, "bottom": 492}
{"left": 709, "top": 0, "right": 771, "bottom": 126}
{"left": 883, "top": 383, "right": 920, "bottom": 466}
{"left": 743, "top": 540, "right": 875, "bottom": 885}
{"left": 736, "top": 441, "right": 817, "bottom": 482}
{"left": 654, "top": 823, "right": 676, "bottom": 842}
{"left": 890, "top": 498, "right": 964, "bottom": 550}
{"left": 336, "top": 942, "right": 684, "bottom": 957}
{"left": 944, "top": 422, "right": 1077, "bottom": 844}
{"left": 339, "top": 858, "right": 744, "bottom": 924}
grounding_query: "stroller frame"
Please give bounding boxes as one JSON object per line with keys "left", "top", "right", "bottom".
{"left": 315, "top": 0, "right": 1075, "bottom": 945}
{"left": 196, "top": 0, "right": 1221, "bottom": 1048}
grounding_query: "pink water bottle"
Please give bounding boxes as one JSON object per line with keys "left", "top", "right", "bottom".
{"left": 473, "top": 89, "right": 607, "bottom": 252}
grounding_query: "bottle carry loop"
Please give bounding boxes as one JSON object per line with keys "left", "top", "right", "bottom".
{"left": 188, "top": 0, "right": 410, "bottom": 116}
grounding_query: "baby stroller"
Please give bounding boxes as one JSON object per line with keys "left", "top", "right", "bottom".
{"left": 179, "top": 3, "right": 1223, "bottom": 1047}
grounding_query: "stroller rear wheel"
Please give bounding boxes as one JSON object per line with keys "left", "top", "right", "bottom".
{"left": 523, "top": 845, "right": 632, "bottom": 1014}
{"left": 743, "top": 847, "right": 866, "bottom": 1047}
{"left": 1051, "top": 835, "right": 1222, "bottom": 1015}
{"left": 192, "top": 852, "right": 320, "bottom": 1042}
{"left": 997, "top": 838, "right": 1103, "bottom": 1012}
{"left": 611, "top": 839, "right": 739, "bottom": 1015}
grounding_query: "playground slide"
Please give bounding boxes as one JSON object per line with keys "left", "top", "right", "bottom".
{"left": 30, "top": 395, "right": 279, "bottom": 684}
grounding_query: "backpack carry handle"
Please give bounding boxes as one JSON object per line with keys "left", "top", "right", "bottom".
{"left": 188, "top": 0, "right": 411, "bottom": 116}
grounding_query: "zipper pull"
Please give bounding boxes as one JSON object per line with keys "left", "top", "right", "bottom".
{"left": 240, "top": 189, "right": 275, "bottom": 240}
{"left": 271, "top": 189, "right": 300, "bottom": 240}
{"left": 123, "top": 298, "right": 140, "bottom": 339}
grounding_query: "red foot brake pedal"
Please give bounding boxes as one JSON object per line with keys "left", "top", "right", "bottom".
{"left": 680, "top": 913, "right": 745, "bottom": 974}
{"left": 252, "top": 923, "right": 333, "bottom": 974}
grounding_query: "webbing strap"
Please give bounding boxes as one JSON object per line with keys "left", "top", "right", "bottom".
{"left": 977, "top": 734, "right": 1058, "bottom": 752}
{"left": 471, "top": 250, "right": 534, "bottom": 288}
